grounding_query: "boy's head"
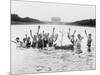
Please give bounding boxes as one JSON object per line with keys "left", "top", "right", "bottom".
{"left": 16, "top": 37, "right": 20, "bottom": 42}
{"left": 89, "top": 33, "right": 92, "bottom": 38}
{"left": 34, "top": 35, "right": 37, "bottom": 38}
{"left": 77, "top": 34, "right": 81, "bottom": 39}
{"left": 71, "top": 35, "right": 74, "bottom": 39}
{"left": 45, "top": 33, "right": 49, "bottom": 38}
{"left": 27, "top": 37, "right": 30, "bottom": 40}
{"left": 39, "top": 34, "right": 42, "bottom": 38}
{"left": 23, "top": 38, "right": 26, "bottom": 42}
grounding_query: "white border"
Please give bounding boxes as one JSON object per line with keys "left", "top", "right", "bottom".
{"left": 0, "top": 0, "right": 99, "bottom": 75}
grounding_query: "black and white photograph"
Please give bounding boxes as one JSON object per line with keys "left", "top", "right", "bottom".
{"left": 11, "top": 0, "right": 96, "bottom": 74}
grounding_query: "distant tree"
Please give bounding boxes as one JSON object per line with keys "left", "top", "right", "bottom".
{"left": 11, "top": 13, "right": 44, "bottom": 24}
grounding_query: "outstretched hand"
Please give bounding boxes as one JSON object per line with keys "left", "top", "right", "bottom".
{"left": 25, "top": 34, "right": 27, "bottom": 36}
{"left": 38, "top": 26, "right": 40, "bottom": 29}
{"left": 30, "top": 30, "right": 32, "bottom": 33}
{"left": 85, "top": 30, "right": 87, "bottom": 35}
{"left": 74, "top": 30, "right": 76, "bottom": 34}
{"left": 30, "top": 30, "right": 33, "bottom": 37}
{"left": 68, "top": 28, "right": 71, "bottom": 31}
{"left": 85, "top": 30, "right": 86, "bottom": 33}
{"left": 53, "top": 28, "right": 55, "bottom": 31}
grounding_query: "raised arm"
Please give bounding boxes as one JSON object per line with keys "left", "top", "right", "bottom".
{"left": 53, "top": 34, "right": 58, "bottom": 42}
{"left": 42, "top": 31, "right": 45, "bottom": 39}
{"left": 25, "top": 34, "right": 28, "bottom": 39}
{"left": 42, "top": 31, "right": 44, "bottom": 35}
{"left": 67, "top": 28, "right": 71, "bottom": 39}
{"left": 37, "top": 26, "right": 40, "bottom": 35}
{"left": 30, "top": 30, "right": 33, "bottom": 38}
{"left": 85, "top": 30, "right": 88, "bottom": 37}
{"left": 11, "top": 40, "right": 17, "bottom": 44}
{"left": 81, "top": 36, "right": 84, "bottom": 40}
{"left": 73, "top": 30, "right": 76, "bottom": 36}
{"left": 52, "top": 28, "right": 55, "bottom": 36}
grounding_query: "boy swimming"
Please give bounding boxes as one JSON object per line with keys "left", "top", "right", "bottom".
{"left": 85, "top": 30, "right": 92, "bottom": 53}
{"left": 67, "top": 28, "right": 76, "bottom": 51}
{"left": 22, "top": 38, "right": 27, "bottom": 48}
{"left": 30, "top": 30, "right": 37, "bottom": 48}
{"left": 75, "top": 34, "right": 84, "bottom": 54}
{"left": 12, "top": 37, "right": 22, "bottom": 47}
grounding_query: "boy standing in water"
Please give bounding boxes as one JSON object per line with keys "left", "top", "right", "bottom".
{"left": 67, "top": 28, "right": 76, "bottom": 51}
{"left": 32, "top": 35, "right": 37, "bottom": 48}
{"left": 22, "top": 38, "right": 27, "bottom": 48}
{"left": 85, "top": 30, "right": 92, "bottom": 53}
{"left": 75, "top": 34, "right": 84, "bottom": 54}
{"left": 38, "top": 34, "right": 43, "bottom": 49}
{"left": 15, "top": 37, "right": 22, "bottom": 47}
{"left": 25, "top": 34, "right": 31, "bottom": 48}
{"left": 30, "top": 30, "right": 37, "bottom": 48}
{"left": 48, "top": 28, "right": 55, "bottom": 47}
{"left": 43, "top": 32, "right": 49, "bottom": 48}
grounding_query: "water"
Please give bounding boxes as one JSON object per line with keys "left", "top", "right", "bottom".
{"left": 11, "top": 24, "right": 96, "bottom": 74}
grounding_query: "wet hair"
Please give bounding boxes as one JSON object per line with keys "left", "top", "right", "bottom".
{"left": 77, "top": 34, "right": 81, "bottom": 38}
{"left": 27, "top": 37, "right": 30, "bottom": 39}
{"left": 16, "top": 37, "right": 20, "bottom": 40}
{"left": 27, "top": 37, "right": 31, "bottom": 41}
{"left": 34, "top": 35, "right": 37, "bottom": 37}
{"left": 71, "top": 35, "right": 74, "bottom": 38}
{"left": 23, "top": 38, "right": 26, "bottom": 41}
{"left": 89, "top": 33, "right": 92, "bottom": 36}
{"left": 38, "top": 34, "right": 42, "bottom": 39}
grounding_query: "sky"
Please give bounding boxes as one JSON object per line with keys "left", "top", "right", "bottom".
{"left": 11, "top": 0, "right": 96, "bottom": 22}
